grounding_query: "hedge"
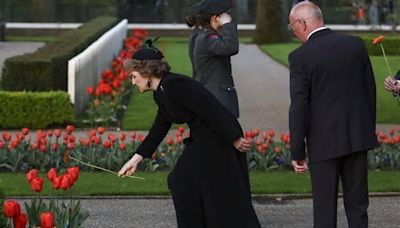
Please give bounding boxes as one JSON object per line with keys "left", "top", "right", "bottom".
{"left": 0, "top": 91, "right": 74, "bottom": 129}
{"left": 0, "top": 16, "right": 119, "bottom": 91}
{"left": 360, "top": 34, "right": 400, "bottom": 56}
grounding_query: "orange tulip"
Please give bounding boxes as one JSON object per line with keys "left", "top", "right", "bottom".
{"left": 372, "top": 35, "right": 384, "bottom": 44}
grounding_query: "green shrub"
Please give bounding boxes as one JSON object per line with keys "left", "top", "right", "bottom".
{"left": 0, "top": 16, "right": 119, "bottom": 91}
{"left": 0, "top": 91, "right": 74, "bottom": 129}
{"left": 359, "top": 34, "right": 400, "bottom": 56}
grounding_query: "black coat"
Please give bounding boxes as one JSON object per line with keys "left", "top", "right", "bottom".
{"left": 135, "top": 73, "right": 260, "bottom": 227}
{"left": 289, "top": 29, "right": 378, "bottom": 163}
{"left": 193, "top": 22, "right": 240, "bottom": 118}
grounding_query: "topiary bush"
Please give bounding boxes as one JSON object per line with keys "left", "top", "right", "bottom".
{"left": 0, "top": 91, "right": 74, "bottom": 129}
{"left": 0, "top": 16, "right": 119, "bottom": 91}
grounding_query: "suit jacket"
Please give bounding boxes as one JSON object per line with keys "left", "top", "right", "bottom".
{"left": 193, "top": 22, "right": 240, "bottom": 118}
{"left": 289, "top": 29, "right": 378, "bottom": 163}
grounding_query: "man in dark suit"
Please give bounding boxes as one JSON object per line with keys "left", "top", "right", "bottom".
{"left": 288, "top": 2, "right": 378, "bottom": 228}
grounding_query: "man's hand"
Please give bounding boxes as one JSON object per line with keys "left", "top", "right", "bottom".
{"left": 291, "top": 160, "right": 309, "bottom": 174}
{"left": 384, "top": 76, "right": 399, "bottom": 93}
{"left": 233, "top": 137, "right": 251, "bottom": 153}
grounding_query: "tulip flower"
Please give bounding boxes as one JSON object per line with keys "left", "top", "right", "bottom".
{"left": 373, "top": 35, "right": 392, "bottom": 75}
{"left": 13, "top": 213, "right": 28, "bottom": 228}
{"left": 47, "top": 168, "right": 58, "bottom": 182}
{"left": 52, "top": 176, "right": 61, "bottom": 190}
{"left": 26, "top": 169, "right": 38, "bottom": 182}
{"left": 268, "top": 129, "right": 275, "bottom": 138}
{"left": 119, "top": 143, "right": 126, "bottom": 150}
{"left": 66, "top": 125, "right": 75, "bottom": 134}
{"left": 3, "top": 200, "right": 21, "bottom": 218}
{"left": 97, "top": 126, "right": 105, "bottom": 135}
{"left": 60, "top": 175, "right": 71, "bottom": 190}
{"left": 40, "top": 212, "right": 55, "bottom": 228}
{"left": 87, "top": 86, "right": 94, "bottom": 95}
{"left": 21, "top": 128, "right": 29, "bottom": 136}
{"left": 30, "top": 177, "right": 44, "bottom": 192}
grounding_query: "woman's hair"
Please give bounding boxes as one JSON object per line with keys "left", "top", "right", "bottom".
{"left": 195, "top": 13, "right": 214, "bottom": 28}
{"left": 123, "top": 59, "right": 171, "bottom": 78}
{"left": 185, "top": 15, "right": 197, "bottom": 28}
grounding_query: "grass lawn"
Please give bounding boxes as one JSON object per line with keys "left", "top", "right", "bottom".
{"left": 259, "top": 43, "right": 400, "bottom": 124}
{"left": 1, "top": 171, "right": 399, "bottom": 196}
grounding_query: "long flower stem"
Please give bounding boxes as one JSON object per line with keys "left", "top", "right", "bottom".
{"left": 69, "top": 156, "right": 145, "bottom": 180}
{"left": 381, "top": 43, "right": 393, "bottom": 76}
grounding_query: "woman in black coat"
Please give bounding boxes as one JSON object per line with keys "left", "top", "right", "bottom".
{"left": 118, "top": 44, "right": 260, "bottom": 228}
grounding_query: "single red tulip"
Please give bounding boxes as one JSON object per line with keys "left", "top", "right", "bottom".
{"left": 26, "top": 169, "right": 38, "bottom": 182}
{"left": 60, "top": 175, "right": 71, "bottom": 190}
{"left": 67, "top": 166, "right": 80, "bottom": 182}
{"left": 40, "top": 212, "right": 55, "bottom": 228}
{"left": 262, "top": 131, "right": 268, "bottom": 140}
{"left": 253, "top": 128, "right": 260, "bottom": 136}
{"left": 3, "top": 200, "right": 21, "bottom": 218}
{"left": 0, "top": 140, "right": 4, "bottom": 149}
{"left": 130, "top": 132, "right": 136, "bottom": 140}
{"left": 257, "top": 146, "right": 265, "bottom": 154}
{"left": 103, "top": 140, "right": 111, "bottom": 149}
{"left": 119, "top": 143, "right": 126, "bottom": 150}
{"left": 167, "top": 137, "right": 174, "bottom": 146}
{"left": 119, "top": 133, "right": 126, "bottom": 141}
{"left": 268, "top": 129, "right": 275, "bottom": 138}
{"left": 30, "top": 177, "right": 44, "bottom": 192}
{"left": 98, "top": 126, "right": 105, "bottom": 135}
{"left": 2, "top": 132, "right": 11, "bottom": 142}
{"left": 66, "top": 125, "right": 75, "bottom": 134}
{"left": 54, "top": 129, "right": 62, "bottom": 138}
{"left": 13, "top": 213, "right": 28, "bottom": 228}
{"left": 52, "top": 176, "right": 61, "bottom": 190}
{"left": 274, "top": 146, "right": 282, "bottom": 153}
{"left": 51, "top": 143, "right": 58, "bottom": 151}
{"left": 47, "top": 168, "right": 58, "bottom": 181}
{"left": 87, "top": 86, "right": 94, "bottom": 95}
{"left": 47, "top": 130, "right": 53, "bottom": 137}
{"left": 21, "top": 128, "right": 29, "bottom": 136}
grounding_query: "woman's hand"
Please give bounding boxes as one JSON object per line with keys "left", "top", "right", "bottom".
{"left": 217, "top": 13, "right": 232, "bottom": 25}
{"left": 233, "top": 137, "right": 251, "bottom": 153}
{"left": 118, "top": 154, "right": 143, "bottom": 177}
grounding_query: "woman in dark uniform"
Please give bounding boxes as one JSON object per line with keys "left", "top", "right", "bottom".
{"left": 192, "top": 0, "right": 240, "bottom": 119}
{"left": 118, "top": 43, "right": 260, "bottom": 228}
{"left": 185, "top": 2, "right": 200, "bottom": 77}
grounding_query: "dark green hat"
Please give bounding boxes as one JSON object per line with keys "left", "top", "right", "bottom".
{"left": 196, "top": 0, "right": 232, "bottom": 15}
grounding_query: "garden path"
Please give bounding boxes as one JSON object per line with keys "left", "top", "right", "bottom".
{"left": 77, "top": 196, "right": 400, "bottom": 227}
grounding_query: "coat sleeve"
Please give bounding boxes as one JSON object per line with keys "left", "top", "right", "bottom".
{"left": 288, "top": 51, "right": 310, "bottom": 161}
{"left": 169, "top": 78, "right": 243, "bottom": 143}
{"left": 135, "top": 108, "right": 172, "bottom": 158}
{"left": 205, "top": 22, "right": 239, "bottom": 56}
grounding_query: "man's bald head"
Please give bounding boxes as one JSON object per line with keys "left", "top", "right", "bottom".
{"left": 289, "top": 1, "right": 325, "bottom": 43}
{"left": 290, "top": 1, "right": 324, "bottom": 25}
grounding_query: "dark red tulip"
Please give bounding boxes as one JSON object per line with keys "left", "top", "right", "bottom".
{"left": 119, "top": 143, "right": 126, "bottom": 150}
{"left": 66, "top": 125, "right": 74, "bottom": 134}
{"left": 60, "top": 175, "right": 71, "bottom": 190}
{"left": 268, "top": 129, "right": 275, "bottom": 138}
{"left": 98, "top": 126, "right": 105, "bottom": 135}
{"left": 103, "top": 140, "right": 111, "bottom": 149}
{"left": 13, "top": 213, "right": 28, "bottom": 228}
{"left": 54, "top": 129, "right": 62, "bottom": 138}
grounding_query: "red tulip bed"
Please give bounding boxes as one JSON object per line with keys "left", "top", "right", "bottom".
{"left": 82, "top": 29, "right": 148, "bottom": 127}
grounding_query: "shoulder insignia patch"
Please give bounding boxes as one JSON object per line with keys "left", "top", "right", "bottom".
{"left": 208, "top": 34, "right": 220, "bottom": 39}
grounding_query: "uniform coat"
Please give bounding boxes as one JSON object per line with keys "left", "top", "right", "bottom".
{"left": 135, "top": 72, "right": 260, "bottom": 228}
{"left": 289, "top": 28, "right": 378, "bottom": 228}
{"left": 193, "top": 22, "right": 240, "bottom": 118}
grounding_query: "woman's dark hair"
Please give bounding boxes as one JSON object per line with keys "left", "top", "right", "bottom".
{"left": 123, "top": 59, "right": 171, "bottom": 79}
{"left": 185, "top": 15, "right": 197, "bottom": 28}
{"left": 196, "top": 13, "right": 214, "bottom": 28}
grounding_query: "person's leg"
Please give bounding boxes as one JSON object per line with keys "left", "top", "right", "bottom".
{"left": 310, "top": 158, "right": 341, "bottom": 228}
{"left": 341, "top": 151, "right": 369, "bottom": 228}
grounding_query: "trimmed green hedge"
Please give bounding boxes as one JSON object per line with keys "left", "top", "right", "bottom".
{"left": 0, "top": 16, "right": 119, "bottom": 91}
{"left": 0, "top": 91, "right": 74, "bottom": 129}
{"left": 360, "top": 34, "right": 400, "bottom": 56}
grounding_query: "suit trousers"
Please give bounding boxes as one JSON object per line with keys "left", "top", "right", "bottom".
{"left": 310, "top": 151, "right": 369, "bottom": 228}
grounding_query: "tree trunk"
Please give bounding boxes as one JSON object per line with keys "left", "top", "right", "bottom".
{"left": 253, "top": 0, "right": 291, "bottom": 44}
